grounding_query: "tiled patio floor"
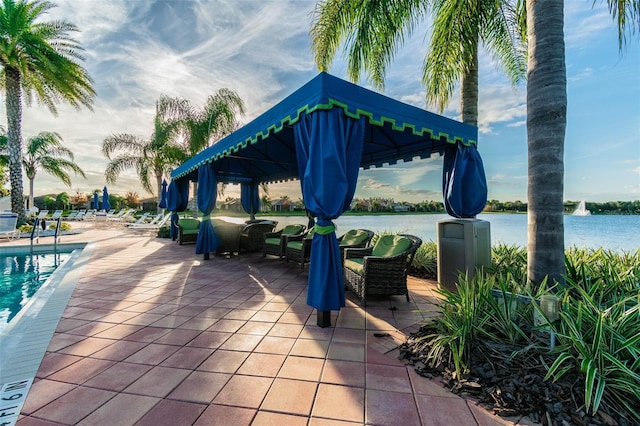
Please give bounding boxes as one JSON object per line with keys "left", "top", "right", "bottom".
{"left": 3, "top": 225, "right": 529, "bottom": 425}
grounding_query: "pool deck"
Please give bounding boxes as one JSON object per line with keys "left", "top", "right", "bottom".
{"left": 1, "top": 224, "right": 534, "bottom": 425}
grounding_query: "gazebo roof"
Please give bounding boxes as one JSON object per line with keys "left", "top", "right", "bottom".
{"left": 170, "top": 72, "right": 477, "bottom": 184}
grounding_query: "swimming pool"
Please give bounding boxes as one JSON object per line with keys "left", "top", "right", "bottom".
{"left": 0, "top": 251, "right": 73, "bottom": 331}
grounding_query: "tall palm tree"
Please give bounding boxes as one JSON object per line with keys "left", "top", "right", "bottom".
{"left": 525, "top": 0, "right": 639, "bottom": 286}
{"left": 310, "top": 0, "right": 526, "bottom": 125}
{"left": 183, "top": 89, "right": 246, "bottom": 156}
{"left": 102, "top": 95, "right": 190, "bottom": 209}
{"left": 182, "top": 89, "right": 245, "bottom": 205}
{"left": 0, "top": 131, "right": 86, "bottom": 209}
{"left": 0, "top": 0, "right": 95, "bottom": 221}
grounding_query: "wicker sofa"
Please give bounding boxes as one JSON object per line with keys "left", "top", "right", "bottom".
{"left": 176, "top": 218, "right": 200, "bottom": 245}
{"left": 262, "top": 224, "right": 306, "bottom": 258}
{"left": 343, "top": 234, "right": 422, "bottom": 306}
{"left": 239, "top": 220, "right": 278, "bottom": 252}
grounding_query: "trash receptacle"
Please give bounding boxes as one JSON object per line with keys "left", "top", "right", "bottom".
{"left": 437, "top": 218, "right": 491, "bottom": 291}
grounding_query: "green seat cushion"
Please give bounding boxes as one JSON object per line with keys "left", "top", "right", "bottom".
{"left": 305, "top": 227, "right": 315, "bottom": 239}
{"left": 281, "top": 224, "right": 303, "bottom": 235}
{"left": 344, "top": 258, "right": 364, "bottom": 275}
{"left": 287, "top": 241, "right": 304, "bottom": 251}
{"left": 178, "top": 219, "right": 200, "bottom": 230}
{"left": 182, "top": 229, "right": 200, "bottom": 235}
{"left": 340, "top": 229, "right": 368, "bottom": 246}
{"left": 371, "top": 235, "right": 411, "bottom": 257}
{"left": 264, "top": 237, "right": 281, "bottom": 246}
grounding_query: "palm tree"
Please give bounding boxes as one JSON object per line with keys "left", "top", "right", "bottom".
{"left": 525, "top": 0, "right": 639, "bottom": 286}
{"left": 310, "top": 0, "right": 526, "bottom": 125}
{"left": 102, "top": 96, "right": 190, "bottom": 210}
{"left": 0, "top": 131, "right": 86, "bottom": 209}
{"left": 181, "top": 89, "right": 245, "bottom": 206}
{"left": 183, "top": 89, "right": 246, "bottom": 155}
{"left": 0, "top": 0, "right": 95, "bottom": 221}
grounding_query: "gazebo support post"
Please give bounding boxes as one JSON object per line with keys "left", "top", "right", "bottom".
{"left": 317, "top": 310, "right": 331, "bottom": 328}
{"left": 204, "top": 253, "right": 210, "bottom": 260}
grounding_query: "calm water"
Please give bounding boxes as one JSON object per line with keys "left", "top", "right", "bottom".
{"left": 0, "top": 252, "right": 71, "bottom": 331}
{"left": 253, "top": 213, "right": 639, "bottom": 252}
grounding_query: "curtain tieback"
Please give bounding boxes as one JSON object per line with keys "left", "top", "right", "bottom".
{"left": 315, "top": 222, "right": 335, "bottom": 235}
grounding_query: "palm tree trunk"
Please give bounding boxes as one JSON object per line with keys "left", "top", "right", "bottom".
{"left": 460, "top": 40, "right": 479, "bottom": 126}
{"left": 526, "top": 0, "right": 567, "bottom": 287}
{"left": 29, "top": 176, "right": 35, "bottom": 210}
{"left": 5, "top": 67, "right": 26, "bottom": 221}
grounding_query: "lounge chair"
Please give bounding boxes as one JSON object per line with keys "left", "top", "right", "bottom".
{"left": 285, "top": 227, "right": 315, "bottom": 268}
{"left": 0, "top": 213, "right": 20, "bottom": 240}
{"left": 239, "top": 220, "right": 278, "bottom": 252}
{"left": 343, "top": 233, "right": 422, "bottom": 306}
{"left": 129, "top": 213, "right": 171, "bottom": 230}
{"left": 125, "top": 213, "right": 150, "bottom": 227}
{"left": 65, "top": 211, "right": 78, "bottom": 221}
{"left": 262, "top": 224, "right": 306, "bottom": 258}
{"left": 176, "top": 218, "right": 200, "bottom": 245}
{"left": 94, "top": 210, "right": 109, "bottom": 225}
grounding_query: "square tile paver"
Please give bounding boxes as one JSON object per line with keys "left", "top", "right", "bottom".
{"left": 278, "top": 356, "right": 324, "bottom": 382}
{"left": 124, "top": 366, "right": 191, "bottom": 397}
{"left": 213, "top": 375, "right": 273, "bottom": 409}
{"left": 77, "top": 393, "right": 159, "bottom": 425}
{"left": 168, "top": 371, "right": 231, "bottom": 403}
{"left": 136, "top": 399, "right": 207, "bottom": 426}
{"left": 194, "top": 404, "right": 256, "bottom": 426}
{"left": 365, "top": 389, "right": 420, "bottom": 426}
{"left": 312, "top": 383, "right": 364, "bottom": 423}
{"left": 261, "top": 378, "right": 317, "bottom": 416}
{"left": 31, "top": 386, "right": 116, "bottom": 424}
{"left": 366, "top": 364, "right": 412, "bottom": 393}
{"left": 415, "top": 394, "right": 477, "bottom": 426}
{"left": 321, "top": 360, "right": 365, "bottom": 388}
{"left": 198, "top": 350, "right": 250, "bottom": 373}
{"left": 236, "top": 352, "right": 286, "bottom": 377}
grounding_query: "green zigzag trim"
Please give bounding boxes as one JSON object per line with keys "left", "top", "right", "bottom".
{"left": 176, "top": 99, "right": 476, "bottom": 178}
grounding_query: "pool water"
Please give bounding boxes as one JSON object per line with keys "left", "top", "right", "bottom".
{"left": 0, "top": 252, "right": 71, "bottom": 331}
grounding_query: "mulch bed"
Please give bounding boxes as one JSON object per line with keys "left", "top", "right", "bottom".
{"left": 398, "top": 324, "right": 635, "bottom": 426}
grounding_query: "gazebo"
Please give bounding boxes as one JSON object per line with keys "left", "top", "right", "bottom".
{"left": 170, "top": 72, "right": 486, "bottom": 326}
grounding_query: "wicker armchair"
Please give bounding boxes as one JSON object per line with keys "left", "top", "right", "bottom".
{"left": 176, "top": 218, "right": 201, "bottom": 245}
{"left": 262, "top": 224, "right": 306, "bottom": 258}
{"left": 285, "top": 227, "right": 315, "bottom": 268}
{"left": 212, "top": 220, "right": 243, "bottom": 256}
{"left": 343, "top": 234, "right": 422, "bottom": 306}
{"left": 239, "top": 221, "right": 277, "bottom": 252}
{"left": 338, "top": 229, "right": 375, "bottom": 257}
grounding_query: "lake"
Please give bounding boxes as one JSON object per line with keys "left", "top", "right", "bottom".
{"left": 250, "top": 213, "right": 639, "bottom": 252}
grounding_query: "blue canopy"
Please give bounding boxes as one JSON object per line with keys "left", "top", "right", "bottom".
{"left": 170, "top": 72, "right": 484, "bottom": 324}
{"left": 171, "top": 72, "right": 477, "bottom": 184}
{"left": 92, "top": 193, "right": 99, "bottom": 210}
{"left": 102, "top": 186, "right": 110, "bottom": 211}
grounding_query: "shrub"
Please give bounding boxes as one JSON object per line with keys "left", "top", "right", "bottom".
{"left": 157, "top": 225, "right": 171, "bottom": 238}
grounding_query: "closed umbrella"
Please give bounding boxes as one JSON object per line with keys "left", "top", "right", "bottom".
{"left": 159, "top": 179, "right": 168, "bottom": 209}
{"left": 92, "top": 192, "right": 99, "bottom": 210}
{"left": 102, "top": 186, "right": 110, "bottom": 211}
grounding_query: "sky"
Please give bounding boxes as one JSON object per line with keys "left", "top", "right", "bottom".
{"left": 1, "top": 0, "right": 638, "bottom": 204}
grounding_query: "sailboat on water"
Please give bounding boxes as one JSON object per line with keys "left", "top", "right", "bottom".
{"left": 573, "top": 200, "right": 591, "bottom": 216}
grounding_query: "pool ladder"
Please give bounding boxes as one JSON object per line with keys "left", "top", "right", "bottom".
{"left": 30, "top": 216, "right": 62, "bottom": 252}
